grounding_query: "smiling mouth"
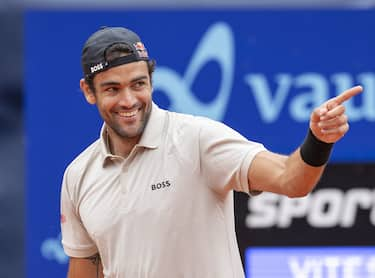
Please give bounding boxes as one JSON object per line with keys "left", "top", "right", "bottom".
{"left": 118, "top": 110, "right": 138, "bottom": 118}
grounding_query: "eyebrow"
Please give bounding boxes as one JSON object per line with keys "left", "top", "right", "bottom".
{"left": 131, "top": 75, "right": 148, "bottom": 83}
{"left": 99, "top": 75, "right": 149, "bottom": 88}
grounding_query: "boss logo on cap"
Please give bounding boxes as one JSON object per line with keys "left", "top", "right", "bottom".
{"left": 134, "top": 42, "right": 148, "bottom": 58}
{"left": 90, "top": 63, "right": 104, "bottom": 74}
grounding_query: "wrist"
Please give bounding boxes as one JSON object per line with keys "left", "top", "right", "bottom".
{"left": 300, "top": 129, "right": 334, "bottom": 167}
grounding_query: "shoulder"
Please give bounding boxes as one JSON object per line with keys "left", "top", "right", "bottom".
{"left": 63, "top": 139, "right": 101, "bottom": 188}
{"left": 163, "top": 109, "right": 250, "bottom": 146}
{"left": 166, "top": 109, "right": 224, "bottom": 132}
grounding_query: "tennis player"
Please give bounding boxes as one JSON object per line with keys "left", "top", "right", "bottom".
{"left": 60, "top": 26, "right": 362, "bottom": 278}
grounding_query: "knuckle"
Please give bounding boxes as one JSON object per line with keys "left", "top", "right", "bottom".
{"left": 340, "top": 123, "right": 349, "bottom": 134}
{"left": 342, "top": 105, "right": 346, "bottom": 113}
{"left": 340, "top": 115, "right": 348, "bottom": 124}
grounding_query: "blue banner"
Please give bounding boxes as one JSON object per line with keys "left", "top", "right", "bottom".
{"left": 25, "top": 10, "right": 375, "bottom": 278}
{"left": 246, "top": 247, "right": 375, "bottom": 278}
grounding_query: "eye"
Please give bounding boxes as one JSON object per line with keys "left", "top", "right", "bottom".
{"left": 132, "top": 80, "right": 147, "bottom": 90}
{"left": 105, "top": 87, "right": 119, "bottom": 94}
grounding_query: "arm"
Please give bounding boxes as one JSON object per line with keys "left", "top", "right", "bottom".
{"left": 248, "top": 85, "right": 363, "bottom": 197}
{"left": 61, "top": 167, "right": 102, "bottom": 277}
{"left": 67, "top": 253, "right": 104, "bottom": 278}
{"left": 248, "top": 149, "right": 324, "bottom": 197}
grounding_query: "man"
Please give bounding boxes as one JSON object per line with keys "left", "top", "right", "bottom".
{"left": 60, "top": 26, "right": 362, "bottom": 278}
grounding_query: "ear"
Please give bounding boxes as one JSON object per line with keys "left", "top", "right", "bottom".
{"left": 80, "top": 78, "right": 97, "bottom": 105}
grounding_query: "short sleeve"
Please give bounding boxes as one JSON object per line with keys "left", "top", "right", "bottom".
{"left": 198, "top": 117, "right": 266, "bottom": 194}
{"left": 60, "top": 169, "right": 98, "bottom": 258}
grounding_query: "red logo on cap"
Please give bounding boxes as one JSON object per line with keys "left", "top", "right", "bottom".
{"left": 134, "top": 42, "right": 148, "bottom": 58}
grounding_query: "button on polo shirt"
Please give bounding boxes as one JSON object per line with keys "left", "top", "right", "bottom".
{"left": 61, "top": 102, "right": 266, "bottom": 278}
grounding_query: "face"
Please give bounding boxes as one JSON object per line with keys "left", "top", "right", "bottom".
{"left": 81, "top": 61, "right": 152, "bottom": 141}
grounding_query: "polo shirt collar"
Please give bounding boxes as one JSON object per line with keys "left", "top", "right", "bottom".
{"left": 99, "top": 102, "right": 166, "bottom": 164}
{"left": 99, "top": 125, "right": 114, "bottom": 164}
{"left": 137, "top": 102, "right": 165, "bottom": 149}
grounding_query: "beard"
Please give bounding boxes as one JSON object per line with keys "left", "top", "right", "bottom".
{"left": 105, "top": 102, "right": 152, "bottom": 140}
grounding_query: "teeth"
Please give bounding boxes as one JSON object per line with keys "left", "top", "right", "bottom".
{"left": 118, "top": 111, "right": 137, "bottom": 117}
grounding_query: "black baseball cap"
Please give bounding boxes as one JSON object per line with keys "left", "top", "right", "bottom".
{"left": 81, "top": 26, "right": 149, "bottom": 78}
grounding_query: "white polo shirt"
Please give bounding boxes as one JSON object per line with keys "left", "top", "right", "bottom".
{"left": 60, "top": 102, "right": 266, "bottom": 278}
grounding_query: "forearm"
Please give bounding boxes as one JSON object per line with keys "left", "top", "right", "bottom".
{"left": 67, "top": 254, "right": 104, "bottom": 278}
{"left": 249, "top": 131, "right": 332, "bottom": 197}
{"left": 280, "top": 127, "right": 335, "bottom": 196}
{"left": 274, "top": 127, "right": 333, "bottom": 197}
{"left": 280, "top": 147, "right": 326, "bottom": 197}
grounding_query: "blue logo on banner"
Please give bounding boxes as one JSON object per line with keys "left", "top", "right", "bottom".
{"left": 155, "top": 23, "right": 375, "bottom": 125}
{"left": 154, "top": 22, "right": 234, "bottom": 121}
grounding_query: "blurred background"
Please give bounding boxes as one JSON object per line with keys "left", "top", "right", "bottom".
{"left": 1, "top": 1, "right": 375, "bottom": 278}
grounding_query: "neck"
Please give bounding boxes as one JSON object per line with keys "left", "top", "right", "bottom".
{"left": 106, "top": 129, "right": 141, "bottom": 158}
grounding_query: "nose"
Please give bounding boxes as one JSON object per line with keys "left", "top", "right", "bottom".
{"left": 117, "top": 88, "right": 136, "bottom": 108}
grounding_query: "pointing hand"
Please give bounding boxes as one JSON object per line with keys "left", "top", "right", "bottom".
{"left": 310, "top": 85, "right": 363, "bottom": 143}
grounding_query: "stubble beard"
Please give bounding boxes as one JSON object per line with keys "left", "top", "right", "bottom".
{"left": 109, "top": 104, "right": 152, "bottom": 140}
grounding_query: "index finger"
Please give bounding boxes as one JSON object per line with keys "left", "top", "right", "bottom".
{"left": 332, "top": 85, "right": 363, "bottom": 105}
